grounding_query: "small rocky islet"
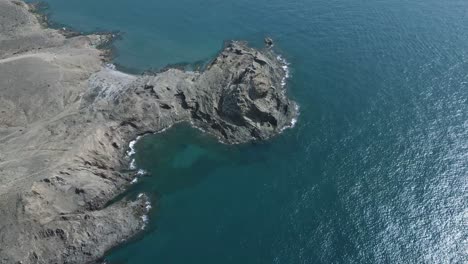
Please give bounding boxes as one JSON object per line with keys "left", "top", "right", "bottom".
{"left": 0, "top": 0, "right": 297, "bottom": 263}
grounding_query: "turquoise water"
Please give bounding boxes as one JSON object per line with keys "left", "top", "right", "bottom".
{"left": 38, "top": 0, "right": 467, "bottom": 263}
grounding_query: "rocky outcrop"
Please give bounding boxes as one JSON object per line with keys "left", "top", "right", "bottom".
{"left": 88, "top": 41, "right": 298, "bottom": 144}
{"left": 0, "top": 0, "right": 297, "bottom": 263}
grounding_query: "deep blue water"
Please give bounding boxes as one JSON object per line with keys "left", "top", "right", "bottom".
{"left": 38, "top": 0, "right": 467, "bottom": 263}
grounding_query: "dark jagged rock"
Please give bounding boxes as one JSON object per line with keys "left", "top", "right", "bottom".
{"left": 264, "top": 37, "right": 274, "bottom": 47}
{"left": 190, "top": 41, "right": 296, "bottom": 142}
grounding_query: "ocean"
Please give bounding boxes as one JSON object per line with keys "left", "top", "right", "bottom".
{"left": 36, "top": 0, "right": 467, "bottom": 263}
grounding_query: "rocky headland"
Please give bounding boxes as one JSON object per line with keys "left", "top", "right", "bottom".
{"left": 0, "top": 0, "right": 298, "bottom": 263}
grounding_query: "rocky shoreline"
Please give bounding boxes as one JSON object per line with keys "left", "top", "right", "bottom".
{"left": 0, "top": 0, "right": 297, "bottom": 263}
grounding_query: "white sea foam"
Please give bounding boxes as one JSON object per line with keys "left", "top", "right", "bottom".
{"left": 276, "top": 55, "right": 291, "bottom": 88}
{"left": 127, "top": 136, "right": 142, "bottom": 171}
{"left": 145, "top": 200, "right": 152, "bottom": 211}
{"left": 141, "top": 215, "right": 149, "bottom": 222}
{"left": 141, "top": 215, "right": 149, "bottom": 230}
{"left": 280, "top": 104, "right": 300, "bottom": 132}
{"left": 291, "top": 117, "right": 298, "bottom": 126}
{"left": 129, "top": 159, "right": 136, "bottom": 170}
{"left": 136, "top": 193, "right": 152, "bottom": 230}
{"left": 130, "top": 169, "right": 147, "bottom": 184}
{"left": 155, "top": 123, "right": 176, "bottom": 134}
{"left": 126, "top": 136, "right": 141, "bottom": 157}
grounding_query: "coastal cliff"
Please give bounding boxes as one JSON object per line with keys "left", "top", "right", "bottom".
{"left": 0, "top": 0, "right": 297, "bottom": 263}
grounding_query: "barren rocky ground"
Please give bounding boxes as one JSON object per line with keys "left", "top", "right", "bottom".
{"left": 0, "top": 1, "right": 297, "bottom": 263}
